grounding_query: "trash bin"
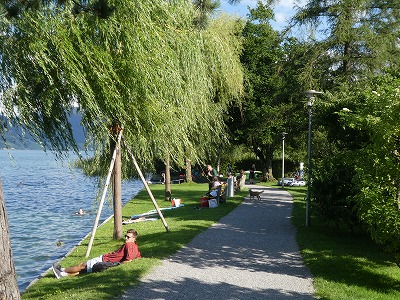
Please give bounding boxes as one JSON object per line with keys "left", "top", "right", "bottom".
{"left": 227, "top": 176, "right": 234, "bottom": 197}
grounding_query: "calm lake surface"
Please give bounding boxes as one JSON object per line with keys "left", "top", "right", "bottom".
{"left": 0, "top": 150, "right": 143, "bottom": 291}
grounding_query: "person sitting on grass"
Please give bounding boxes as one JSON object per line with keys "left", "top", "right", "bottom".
{"left": 211, "top": 176, "right": 221, "bottom": 190}
{"left": 208, "top": 176, "right": 222, "bottom": 198}
{"left": 52, "top": 229, "right": 141, "bottom": 278}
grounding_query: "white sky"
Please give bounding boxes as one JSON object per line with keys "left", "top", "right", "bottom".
{"left": 219, "top": 0, "right": 306, "bottom": 30}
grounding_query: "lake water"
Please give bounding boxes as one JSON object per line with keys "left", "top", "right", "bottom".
{"left": 0, "top": 150, "right": 143, "bottom": 291}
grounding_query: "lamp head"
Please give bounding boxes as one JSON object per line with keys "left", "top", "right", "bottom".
{"left": 304, "top": 90, "right": 323, "bottom": 98}
{"left": 304, "top": 90, "right": 323, "bottom": 107}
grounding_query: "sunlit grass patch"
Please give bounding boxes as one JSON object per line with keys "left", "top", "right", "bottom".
{"left": 22, "top": 183, "right": 247, "bottom": 300}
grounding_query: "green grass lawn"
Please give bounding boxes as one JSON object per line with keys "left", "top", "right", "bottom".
{"left": 23, "top": 181, "right": 400, "bottom": 299}
{"left": 286, "top": 186, "right": 400, "bottom": 300}
{"left": 22, "top": 183, "right": 247, "bottom": 300}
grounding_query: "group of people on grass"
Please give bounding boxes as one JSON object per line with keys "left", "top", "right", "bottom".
{"left": 206, "top": 163, "right": 257, "bottom": 192}
{"left": 53, "top": 163, "right": 257, "bottom": 279}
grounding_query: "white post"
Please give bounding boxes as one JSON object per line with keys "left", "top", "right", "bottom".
{"left": 85, "top": 130, "right": 123, "bottom": 258}
{"left": 122, "top": 137, "right": 170, "bottom": 232}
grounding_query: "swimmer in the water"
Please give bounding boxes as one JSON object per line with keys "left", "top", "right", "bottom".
{"left": 75, "top": 208, "right": 85, "bottom": 215}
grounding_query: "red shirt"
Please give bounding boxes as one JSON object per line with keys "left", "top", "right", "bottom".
{"left": 102, "top": 242, "right": 141, "bottom": 263}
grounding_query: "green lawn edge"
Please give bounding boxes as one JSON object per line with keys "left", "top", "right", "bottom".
{"left": 22, "top": 183, "right": 247, "bottom": 300}
{"left": 284, "top": 185, "right": 400, "bottom": 300}
{"left": 23, "top": 182, "right": 400, "bottom": 300}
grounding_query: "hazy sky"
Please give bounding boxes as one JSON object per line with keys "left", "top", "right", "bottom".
{"left": 219, "top": 0, "right": 306, "bottom": 30}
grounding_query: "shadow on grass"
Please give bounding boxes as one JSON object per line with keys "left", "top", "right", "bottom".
{"left": 290, "top": 190, "right": 400, "bottom": 298}
{"left": 301, "top": 231, "right": 400, "bottom": 295}
{"left": 22, "top": 183, "right": 248, "bottom": 299}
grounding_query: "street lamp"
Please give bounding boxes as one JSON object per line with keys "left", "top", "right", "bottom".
{"left": 281, "top": 132, "right": 287, "bottom": 188}
{"left": 305, "top": 89, "right": 323, "bottom": 227}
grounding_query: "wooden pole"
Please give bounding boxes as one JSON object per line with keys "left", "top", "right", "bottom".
{"left": 112, "top": 131, "right": 122, "bottom": 240}
{"left": 122, "top": 137, "right": 170, "bottom": 232}
{"left": 165, "top": 153, "right": 171, "bottom": 201}
{"left": 85, "top": 130, "right": 123, "bottom": 258}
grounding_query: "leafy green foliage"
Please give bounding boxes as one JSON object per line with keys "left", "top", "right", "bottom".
{"left": 287, "top": 0, "right": 400, "bottom": 265}
{"left": 342, "top": 74, "right": 400, "bottom": 262}
{"left": 229, "top": 1, "right": 290, "bottom": 179}
{"left": 311, "top": 72, "right": 400, "bottom": 263}
{"left": 291, "top": 0, "right": 400, "bottom": 87}
{"left": 312, "top": 152, "right": 359, "bottom": 231}
{"left": 228, "top": 1, "right": 322, "bottom": 180}
{"left": 192, "top": 0, "right": 220, "bottom": 28}
{"left": 0, "top": 0, "right": 243, "bottom": 171}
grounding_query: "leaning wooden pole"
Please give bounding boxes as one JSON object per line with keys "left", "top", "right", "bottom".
{"left": 86, "top": 130, "right": 123, "bottom": 258}
{"left": 122, "top": 137, "right": 170, "bottom": 232}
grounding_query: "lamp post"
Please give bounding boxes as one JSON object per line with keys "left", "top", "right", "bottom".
{"left": 305, "top": 89, "right": 323, "bottom": 227}
{"left": 281, "top": 132, "right": 287, "bottom": 188}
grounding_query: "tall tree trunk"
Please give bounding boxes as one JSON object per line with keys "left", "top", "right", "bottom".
{"left": 112, "top": 138, "right": 122, "bottom": 239}
{"left": 110, "top": 124, "right": 122, "bottom": 239}
{"left": 185, "top": 158, "right": 192, "bottom": 183}
{"left": 265, "top": 152, "right": 275, "bottom": 181}
{"left": 397, "top": 182, "right": 400, "bottom": 211}
{"left": 343, "top": 41, "right": 351, "bottom": 76}
{"left": 266, "top": 165, "right": 274, "bottom": 181}
{"left": 255, "top": 145, "right": 275, "bottom": 182}
{"left": 216, "top": 153, "right": 221, "bottom": 174}
{"left": 0, "top": 178, "right": 20, "bottom": 299}
{"left": 165, "top": 154, "right": 171, "bottom": 201}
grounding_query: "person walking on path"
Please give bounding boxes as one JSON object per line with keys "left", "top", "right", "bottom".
{"left": 119, "top": 186, "right": 315, "bottom": 300}
{"left": 249, "top": 164, "right": 256, "bottom": 184}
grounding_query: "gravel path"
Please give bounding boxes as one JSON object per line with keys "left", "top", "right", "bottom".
{"left": 120, "top": 186, "right": 315, "bottom": 300}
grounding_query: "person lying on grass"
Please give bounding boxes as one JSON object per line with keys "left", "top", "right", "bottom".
{"left": 52, "top": 229, "right": 141, "bottom": 278}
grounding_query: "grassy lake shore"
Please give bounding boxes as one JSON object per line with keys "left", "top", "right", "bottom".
{"left": 22, "top": 182, "right": 400, "bottom": 299}
{"left": 22, "top": 182, "right": 247, "bottom": 299}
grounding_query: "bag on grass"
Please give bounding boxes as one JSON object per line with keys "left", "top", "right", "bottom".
{"left": 208, "top": 199, "right": 218, "bottom": 208}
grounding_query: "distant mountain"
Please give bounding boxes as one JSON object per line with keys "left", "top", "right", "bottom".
{"left": 0, "top": 109, "right": 86, "bottom": 150}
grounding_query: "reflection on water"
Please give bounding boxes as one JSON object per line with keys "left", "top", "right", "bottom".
{"left": 0, "top": 150, "right": 143, "bottom": 291}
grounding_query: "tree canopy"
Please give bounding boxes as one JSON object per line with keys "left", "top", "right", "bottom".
{"left": 0, "top": 0, "right": 244, "bottom": 296}
{"left": 0, "top": 0, "right": 243, "bottom": 171}
{"left": 228, "top": 0, "right": 310, "bottom": 179}
{"left": 287, "top": 0, "right": 400, "bottom": 263}
{"left": 292, "top": 0, "right": 400, "bottom": 87}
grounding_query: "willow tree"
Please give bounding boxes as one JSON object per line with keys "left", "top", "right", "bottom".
{"left": 0, "top": 0, "right": 243, "bottom": 295}
{"left": 177, "top": 15, "right": 244, "bottom": 185}
{"left": 193, "top": 0, "right": 241, "bottom": 28}
{"left": 183, "top": 0, "right": 243, "bottom": 183}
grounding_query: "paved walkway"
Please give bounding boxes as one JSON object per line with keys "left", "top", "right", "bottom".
{"left": 120, "top": 185, "right": 315, "bottom": 300}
